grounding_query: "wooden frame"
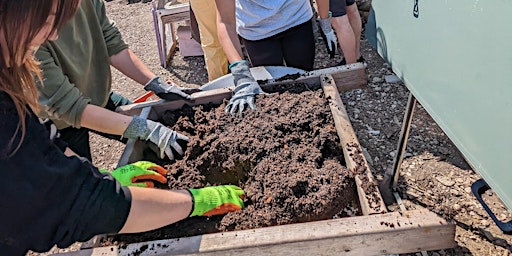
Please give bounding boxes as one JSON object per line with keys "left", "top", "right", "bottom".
{"left": 116, "top": 63, "right": 368, "bottom": 119}
{"left": 55, "top": 67, "right": 455, "bottom": 255}
{"left": 152, "top": 1, "right": 190, "bottom": 67}
{"left": 54, "top": 210, "right": 454, "bottom": 256}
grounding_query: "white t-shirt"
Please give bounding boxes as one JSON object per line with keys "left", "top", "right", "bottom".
{"left": 236, "top": 0, "right": 313, "bottom": 40}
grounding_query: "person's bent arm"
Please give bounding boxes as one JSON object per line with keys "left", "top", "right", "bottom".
{"left": 215, "top": 0, "right": 244, "bottom": 63}
{"left": 80, "top": 104, "right": 132, "bottom": 136}
{"left": 119, "top": 187, "right": 192, "bottom": 233}
{"left": 109, "top": 48, "right": 156, "bottom": 85}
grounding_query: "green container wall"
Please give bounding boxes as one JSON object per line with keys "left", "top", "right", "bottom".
{"left": 366, "top": 0, "right": 512, "bottom": 210}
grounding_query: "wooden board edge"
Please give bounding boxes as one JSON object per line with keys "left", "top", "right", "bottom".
{"left": 115, "top": 64, "right": 367, "bottom": 117}
{"left": 53, "top": 210, "right": 454, "bottom": 256}
{"left": 321, "top": 74, "right": 387, "bottom": 215}
{"left": 116, "top": 88, "right": 232, "bottom": 117}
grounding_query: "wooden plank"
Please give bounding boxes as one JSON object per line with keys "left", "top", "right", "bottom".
{"left": 117, "top": 87, "right": 232, "bottom": 119}
{"left": 321, "top": 74, "right": 387, "bottom": 215}
{"left": 157, "top": 2, "right": 189, "bottom": 15}
{"left": 117, "top": 107, "right": 152, "bottom": 167}
{"left": 53, "top": 210, "right": 454, "bottom": 256}
{"left": 161, "top": 12, "right": 190, "bottom": 24}
{"left": 116, "top": 64, "right": 367, "bottom": 117}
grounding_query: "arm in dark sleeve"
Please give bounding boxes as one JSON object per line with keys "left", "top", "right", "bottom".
{"left": 0, "top": 92, "right": 131, "bottom": 254}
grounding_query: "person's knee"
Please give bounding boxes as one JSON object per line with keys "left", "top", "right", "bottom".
{"left": 346, "top": 3, "right": 360, "bottom": 17}
{"left": 331, "top": 15, "right": 351, "bottom": 32}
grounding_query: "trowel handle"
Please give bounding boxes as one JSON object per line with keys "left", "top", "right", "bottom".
{"left": 134, "top": 91, "right": 155, "bottom": 103}
{"left": 471, "top": 179, "right": 512, "bottom": 234}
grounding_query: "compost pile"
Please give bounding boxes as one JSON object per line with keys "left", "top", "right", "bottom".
{"left": 109, "top": 84, "right": 357, "bottom": 244}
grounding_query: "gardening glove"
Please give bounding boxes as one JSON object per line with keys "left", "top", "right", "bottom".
{"left": 100, "top": 161, "right": 167, "bottom": 188}
{"left": 123, "top": 116, "right": 189, "bottom": 160}
{"left": 188, "top": 185, "right": 246, "bottom": 217}
{"left": 225, "top": 60, "right": 266, "bottom": 116}
{"left": 144, "top": 76, "right": 194, "bottom": 101}
{"left": 318, "top": 14, "right": 337, "bottom": 54}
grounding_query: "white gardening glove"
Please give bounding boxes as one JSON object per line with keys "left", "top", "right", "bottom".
{"left": 225, "top": 60, "right": 266, "bottom": 116}
{"left": 318, "top": 15, "right": 337, "bottom": 53}
{"left": 123, "top": 116, "right": 189, "bottom": 160}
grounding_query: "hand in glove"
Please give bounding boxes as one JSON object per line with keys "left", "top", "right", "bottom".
{"left": 188, "top": 185, "right": 246, "bottom": 217}
{"left": 123, "top": 116, "right": 189, "bottom": 160}
{"left": 144, "top": 76, "right": 197, "bottom": 101}
{"left": 225, "top": 60, "right": 266, "bottom": 116}
{"left": 100, "top": 161, "right": 167, "bottom": 188}
{"left": 318, "top": 14, "right": 337, "bottom": 55}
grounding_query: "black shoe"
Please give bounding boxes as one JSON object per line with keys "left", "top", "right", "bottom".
{"left": 338, "top": 56, "right": 366, "bottom": 66}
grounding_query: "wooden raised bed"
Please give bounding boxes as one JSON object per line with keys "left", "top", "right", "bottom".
{"left": 53, "top": 64, "right": 455, "bottom": 256}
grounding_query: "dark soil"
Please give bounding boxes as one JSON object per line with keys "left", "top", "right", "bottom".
{"left": 106, "top": 84, "right": 358, "bottom": 245}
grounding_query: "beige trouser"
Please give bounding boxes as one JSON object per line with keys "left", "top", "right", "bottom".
{"left": 189, "top": 0, "right": 228, "bottom": 81}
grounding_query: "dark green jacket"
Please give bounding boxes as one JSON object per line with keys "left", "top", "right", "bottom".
{"left": 36, "top": 0, "right": 128, "bottom": 129}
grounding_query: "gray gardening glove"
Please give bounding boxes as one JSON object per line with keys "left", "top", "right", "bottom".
{"left": 144, "top": 76, "right": 194, "bottom": 101}
{"left": 318, "top": 15, "right": 337, "bottom": 53}
{"left": 225, "top": 60, "right": 266, "bottom": 116}
{"left": 123, "top": 116, "right": 189, "bottom": 160}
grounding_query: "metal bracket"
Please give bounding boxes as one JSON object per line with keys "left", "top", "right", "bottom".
{"left": 390, "top": 92, "right": 417, "bottom": 191}
{"left": 472, "top": 179, "right": 512, "bottom": 234}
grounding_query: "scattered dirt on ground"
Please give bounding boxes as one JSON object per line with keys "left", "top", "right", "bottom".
{"left": 30, "top": 1, "right": 512, "bottom": 255}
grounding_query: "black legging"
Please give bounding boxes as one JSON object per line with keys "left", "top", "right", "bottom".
{"left": 242, "top": 20, "right": 315, "bottom": 71}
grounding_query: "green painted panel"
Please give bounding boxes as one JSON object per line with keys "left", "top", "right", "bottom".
{"left": 366, "top": 0, "right": 512, "bottom": 210}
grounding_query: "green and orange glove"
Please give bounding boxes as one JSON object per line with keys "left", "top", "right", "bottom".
{"left": 100, "top": 161, "right": 168, "bottom": 188}
{"left": 188, "top": 185, "right": 246, "bottom": 217}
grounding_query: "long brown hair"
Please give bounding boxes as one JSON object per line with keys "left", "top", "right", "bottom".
{"left": 0, "top": 0, "right": 81, "bottom": 155}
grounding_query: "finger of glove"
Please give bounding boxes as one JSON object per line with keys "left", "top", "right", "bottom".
{"left": 181, "top": 88, "right": 201, "bottom": 95}
{"left": 175, "top": 133, "right": 190, "bottom": 142}
{"left": 237, "top": 98, "right": 248, "bottom": 116}
{"left": 156, "top": 92, "right": 192, "bottom": 101}
{"left": 247, "top": 96, "right": 256, "bottom": 110}
{"left": 130, "top": 181, "right": 154, "bottom": 188}
{"left": 132, "top": 161, "right": 161, "bottom": 171}
{"left": 169, "top": 139, "right": 184, "bottom": 156}
{"left": 224, "top": 185, "right": 247, "bottom": 200}
{"left": 224, "top": 102, "right": 233, "bottom": 113}
{"left": 325, "top": 34, "right": 335, "bottom": 51}
{"left": 201, "top": 203, "right": 243, "bottom": 217}
{"left": 164, "top": 146, "right": 175, "bottom": 160}
{"left": 147, "top": 165, "right": 168, "bottom": 176}
{"left": 132, "top": 173, "right": 167, "bottom": 184}
{"left": 229, "top": 100, "right": 242, "bottom": 116}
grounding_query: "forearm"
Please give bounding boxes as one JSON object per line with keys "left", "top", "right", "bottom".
{"left": 80, "top": 104, "right": 132, "bottom": 135}
{"left": 109, "top": 48, "right": 156, "bottom": 85}
{"left": 316, "top": 0, "right": 331, "bottom": 19}
{"left": 215, "top": 0, "right": 244, "bottom": 63}
{"left": 119, "top": 187, "right": 192, "bottom": 233}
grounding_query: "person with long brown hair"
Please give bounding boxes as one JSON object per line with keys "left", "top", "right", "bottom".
{"left": 0, "top": 1, "right": 245, "bottom": 254}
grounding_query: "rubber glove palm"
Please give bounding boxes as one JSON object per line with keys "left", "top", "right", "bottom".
{"left": 319, "top": 15, "right": 337, "bottom": 54}
{"left": 123, "top": 116, "right": 189, "bottom": 160}
{"left": 188, "top": 185, "right": 246, "bottom": 217}
{"left": 144, "top": 76, "right": 196, "bottom": 101}
{"left": 225, "top": 60, "right": 266, "bottom": 116}
{"left": 100, "top": 161, "right": 167, "bottom": 188}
